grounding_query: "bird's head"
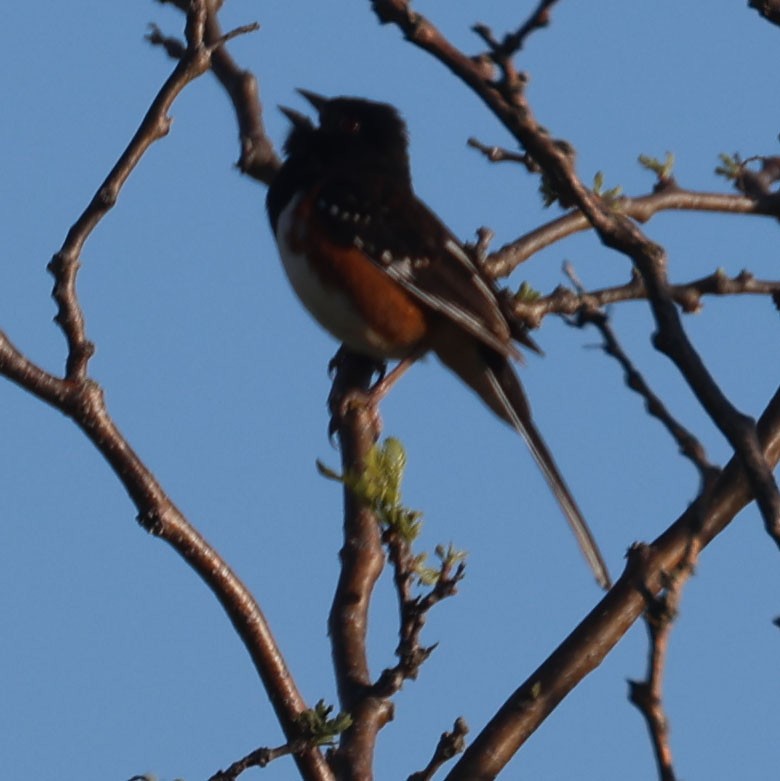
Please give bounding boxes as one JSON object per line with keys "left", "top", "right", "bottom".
{"left": 279, "top": 90, "right": 410, "bottom": 175}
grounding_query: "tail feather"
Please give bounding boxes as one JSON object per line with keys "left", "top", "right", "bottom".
{"left": 437, "top": 336, "right": 612, "bottom": 589}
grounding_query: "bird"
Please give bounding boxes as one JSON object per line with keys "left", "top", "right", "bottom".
{"left": 266, "top": 90, "right": 611, "bottom": 589}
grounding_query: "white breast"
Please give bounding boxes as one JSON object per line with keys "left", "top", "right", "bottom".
{"left": 274, "top": 195, "right": 390, "bottom": 358}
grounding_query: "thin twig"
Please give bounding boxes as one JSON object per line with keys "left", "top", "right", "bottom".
{"left": 374, "top": 536, "right": 465, "bottom": 695}
{"left": 467, "top": 136, "right": 537, "bottom": 171}
{"left": 210, "top": 738, "right": 318, "bottom": 780}
{"left": 2, "top": 4, "right": 332, "bottom": 780}
{"left": 512, "top": 268, "right": 780, "bottom": 332}
{"left": 562, "top": 263, "right": 719, "bottom": 481}
{"left": 153, "top": 1, "right": 279, "bottom": 182}
{"left": 444, "top": 386, "right": 780, "bottom": 780}
{"left": 628, "top": 534, "right": 701, "bottom": 781}
{"left": 372, "top": 0, "right": 780, "bottom": 552}
{"left": 484, "top": 188, "right": 778, "bottom": 277}
{"left": 407, "top": 718, "right": 469, "bottom": 781}
{"left": 367, "top": 3, "right": 780, "bottom": 774}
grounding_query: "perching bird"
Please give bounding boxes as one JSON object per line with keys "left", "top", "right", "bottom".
{"left": 266, "top": 91, "right": 610, "bottom": 589}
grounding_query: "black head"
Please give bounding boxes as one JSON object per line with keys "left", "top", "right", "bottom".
{"left": 280, "top": 91, "right": 410, "bottom": 177}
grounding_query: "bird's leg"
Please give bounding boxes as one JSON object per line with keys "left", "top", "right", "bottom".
{"left": 328, "top": 348, "right": 386, "bottom": 441}
{"left": 366, "top": 353, "right": 417, "bottom": 403}
{"left": 328, "top": 349, "right": 421, "bottom": 442}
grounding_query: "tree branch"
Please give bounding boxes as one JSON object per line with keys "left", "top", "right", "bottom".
{"left": 407, "top": 718, "right": 469, "bottom": 781}
{"left": 155, "top": 0, "right": 280, "bottom": 182}
{"left": 327, "top": 351, "right": 394, "bottom": 780}
{"left": 562, "top": 263, "right": 719, "bottom": 482}
{"left": 627, "top": 539, "right": 698, "bottom": 781}
{"left": 445, "top": 385, "right": 780, "bottom": 779}
{"left": 484, "top": 188, "right": 775, "bottom": 277}
{"left": 513, "top": 268, "right": 780, "bottom": 331}
{"left": 371, "top": 0, "right": 780, "bottom": 575}
{"left": 1, "top": 4, "right": 331, "bottom": 779}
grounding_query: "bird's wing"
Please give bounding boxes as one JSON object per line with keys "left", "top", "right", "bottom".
{"left": 313, "top": 175, "right": 522, "bottom": 359}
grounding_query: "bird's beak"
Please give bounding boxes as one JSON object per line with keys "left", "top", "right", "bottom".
{"left": 296, "top": 88, "right": 328, "bottom": 112}
{"left": 278, "top": 105, "right": 314, "bottom": 130}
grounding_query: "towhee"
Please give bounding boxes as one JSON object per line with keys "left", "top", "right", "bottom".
{"left": 266, "top": 91, "right": 610, "bottom": 589}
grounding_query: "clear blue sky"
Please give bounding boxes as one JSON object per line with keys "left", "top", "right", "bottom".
{"left": 2, "top": 2, "right": 778, "bottom": 779}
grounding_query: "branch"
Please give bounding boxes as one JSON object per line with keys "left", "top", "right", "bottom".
{"left": 407, "top": 718, "right": 469, "bottom": 781}
{"left": 48, "top": 1, "right": 216, "bottom": 379}
{"left": 444, "top": 385, "right": 780, "bottom": 779}
{"left": 513, "top": 268, "right": 780, "bottom": 330}
{"left": 472, "top": 0, "right": 560, "bottom": 60}
{"left": 562, "top": 263, "right": 719, "bottom": 482}
{"left": 484, "top": 188, "right": 778, "bottom": 277}
{"left": 375, "top": 540, "right": 465, "bottom": 694}
{"left": 627, "top": 540, "right": 698, "bottom": 781}
{"left": 371, "top": 0, "right": 780, "bottom": 565}
{"left": 153, "top": 0, "right": 280, "bottom": 182}
{"left": 210, "top": 741, "right": 309, "bottom": 780}
{"left": 467, "top": 136, "right": 537, "bottom": 171}
{"left": 327, "top": 350, "right": 394, "bottom": 779}
{"left": 211, "top": 702, "right": 352, "bottom": 780}
{"left": 1, "top": 4, "right": 331, "bottom": 779}
{"left": 628, "top": 522, "right": 702, "bottom": 781}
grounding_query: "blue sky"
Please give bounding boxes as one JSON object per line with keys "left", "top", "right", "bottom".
{"left": 1, "top": 2, "right": 778, "bottom": 779}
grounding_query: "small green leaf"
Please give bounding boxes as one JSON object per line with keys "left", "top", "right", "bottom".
{"left": 638, "top": 151, "right": 675, "bottom": 179}
{"left": 515, "top": 281, "right": 541, "bottom": 303}
{"left": 593, "top": 170, "right": 622, "bottom": 201}
{"left": 318, "top": 438, "right": 423, "bottom": 541}
{"left": 294, "top": 700, "right": 353, "bottom": 746}
{"left": 715, "top": 152, "right": 741, "bottom": 180}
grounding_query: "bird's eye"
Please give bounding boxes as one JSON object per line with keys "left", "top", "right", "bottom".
{"left": 340, "top": 117, "right": 361, "bottom": 134}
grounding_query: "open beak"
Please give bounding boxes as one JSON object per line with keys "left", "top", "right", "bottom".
{"left": 296, "top": 88, "right": 328, "bottom": 112}
{"left": 279, "top": 89, "right": 328, "bottom": 129}
{"left": 278, "top": 105, "right": 314, "bottom": 130}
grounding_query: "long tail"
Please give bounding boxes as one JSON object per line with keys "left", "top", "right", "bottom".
{"left": 437, "top": 339, "right": 612, "bottom": 589}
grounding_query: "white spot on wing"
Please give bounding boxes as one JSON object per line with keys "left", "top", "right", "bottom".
{"left": 274, "top": 194, "right": 405, "bottom": 359}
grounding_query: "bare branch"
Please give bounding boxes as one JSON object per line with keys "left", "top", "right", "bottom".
{"left": 472, "top": 0, "right": 560, "bottom": 64}
{"left": 48, "top": 0, "right": 262, "bottom": 380}
{"left": 407, "top": 718, "right": 469, "bottom": 781}
{"left": 211, "top": 702, "right": 351, "bottom": 780}
{"left": 484, "top": 188, "right": 777, "bottom": 277}
{"left": 327, "top": 351, "right": 394, "bottom": 779}
{"left": 375, "top": 538, "right": 465, "bottom": 695}
{"left": 628, "top": 533, "right": 701, "bottom": 781}
{"left": 2, "top": 4, "right": 331, "bottom": 780}
{"left": 514, "top": 268, "right": 780, "bottom": 330}
{"left": 562, "top": 263, "right": 719, "bottom": 481}
{"left": 371, "top": 0, "right": 780, "bottom": 557}
{"left": 445, "top": 385, "right": 780, "bottom": 779}
{"left": 467, "top": 136, "right": 537, "bottom": 171}
{"left": 210, "top": 741, "right": 306, "bottom": 780}
{"left": 156, "top": 0, "right": 280, "bottom": 182}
